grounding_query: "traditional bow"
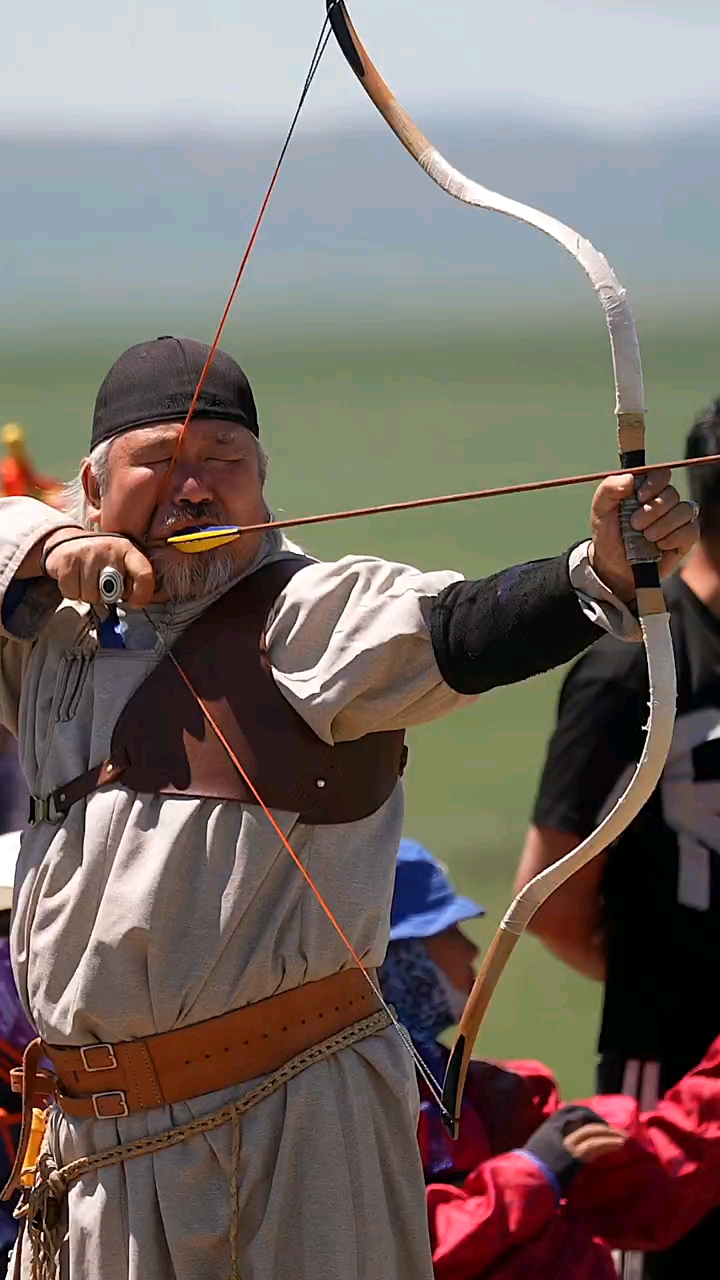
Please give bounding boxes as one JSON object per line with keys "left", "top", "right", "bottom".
{"left": 132, "top": 1, "right": 680, "bottom": 1136}
{"left": 324, "top": 0, "right": 678, "bottom": 1137}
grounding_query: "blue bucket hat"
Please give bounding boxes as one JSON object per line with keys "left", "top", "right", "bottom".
{"left": 390, "top": 839, "right": 484, "bottom": 941}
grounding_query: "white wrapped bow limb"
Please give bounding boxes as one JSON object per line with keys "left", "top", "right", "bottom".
{"left": 325, "top": 0, "right": 677, "bottom": 1136}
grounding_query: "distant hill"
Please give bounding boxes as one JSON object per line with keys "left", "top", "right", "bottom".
{"left": 1, "top": 114, "right": 718, "bottom": 330}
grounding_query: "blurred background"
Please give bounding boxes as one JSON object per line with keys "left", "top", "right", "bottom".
{"left": 2, "top": 0, "right": 719, "bottom": 1095}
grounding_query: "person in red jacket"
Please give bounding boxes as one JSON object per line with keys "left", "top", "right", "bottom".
{"left": 380, "top": 840, "right": 720, "bottom": 1279}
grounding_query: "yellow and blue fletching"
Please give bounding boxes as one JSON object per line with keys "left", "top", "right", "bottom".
{"left": 167, "top": 526, "right": 241, "bottom": 554}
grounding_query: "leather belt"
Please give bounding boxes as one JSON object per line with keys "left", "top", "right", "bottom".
{"left": 3, "top": 969, "right": 381, "bottom": 1200}
{"left": 30, "top": 968, "right": 379, "bottom": 1120}
{"left": 28, "top": 751, "right": 129, "bottom": 826}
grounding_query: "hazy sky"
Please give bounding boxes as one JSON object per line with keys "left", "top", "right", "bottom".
{"left": 2, "top": 1, "right": 719, "bottom": 135}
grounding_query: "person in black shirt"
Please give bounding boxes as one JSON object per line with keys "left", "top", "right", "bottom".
{"left": 518, "top": 399, "right": 720, "bottom": 1279}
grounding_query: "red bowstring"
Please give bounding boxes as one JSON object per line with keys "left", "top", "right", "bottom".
{"left": 138, "top": 22, "right": 395, "bottom": 1062}
{"left": 166, "top": 654, "right": 446, "bottom": 1106}
{"left": 167, "top": 654, "right": 368, "bottom": 972}
{"left": 154, "top": 175, "right": 280, "bottom": 511}
{"left": 143, "top": 17, "right": 448, "bottom": 1105}
{"left": 152, "top": 18, "right": 332, "bottom": 516}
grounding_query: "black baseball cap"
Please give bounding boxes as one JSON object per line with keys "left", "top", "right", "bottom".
{"left": 91, "top": 336, "right": 259, "bottom": 449}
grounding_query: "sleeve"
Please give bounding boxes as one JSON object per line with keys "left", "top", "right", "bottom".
{"left": 568, "top": 1035, "right": 720, "bottom": 1252}
{"left": 266, "top": 548, "right": 643, "bottom": 745}
{"left": 0, "top": 497, "right": 67, "bottom": 641}
{"left": 427, "top": 550, "right": 600, "bottom": 696}
{"left": 0, "top": 498, "right": 70, "bottom": 733}
{"left": 531, "top": 638, "right": 648, "bottom": 839}
{"left": 427, "top": 542, "right": 642, "bottom": 697}
{"left": 265, "top": 555, "right": 475, "bottom": 743}
{"left": 428, "top": 1151, "right": 559, "bottom": 1280}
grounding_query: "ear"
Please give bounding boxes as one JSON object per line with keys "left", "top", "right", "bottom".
{"left": 81, "top": 458, "right": 102, "bottom": 528}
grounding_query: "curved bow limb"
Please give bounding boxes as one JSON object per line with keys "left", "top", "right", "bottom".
{"left": 326, "top": 0, "right": 678, "bottom": 1137}
{"left": 326, "top": 0, "right": 642, "bottom": 414}
{"left": 441, "top": 609, "right": 675, "bottom": 1135}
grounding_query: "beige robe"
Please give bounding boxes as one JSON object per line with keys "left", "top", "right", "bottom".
{"left": 0, "top": 497, "right": 638, "bottom": 1280}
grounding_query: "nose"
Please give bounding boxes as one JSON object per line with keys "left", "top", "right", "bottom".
{"left": 169, "top": 462, "right": 214, "bottom": 507}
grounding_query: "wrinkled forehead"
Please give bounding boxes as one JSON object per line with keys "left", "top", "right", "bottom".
{"left": 110, "top": 417, "right": 256, "bottom": 454}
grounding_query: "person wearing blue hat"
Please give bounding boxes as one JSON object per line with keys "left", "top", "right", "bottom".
{"left": 389, "top": 839, "right": 486, "bottom": 945}
{"left": 380, "top": 839, "right": 484, "bottom": 1092}
{"left": 381, "top": 840, "right": 720, "bottom": 1280}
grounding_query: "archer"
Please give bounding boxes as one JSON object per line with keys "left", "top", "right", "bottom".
{"left": 0, "top": 335, "right": 696, "bottom": 1280}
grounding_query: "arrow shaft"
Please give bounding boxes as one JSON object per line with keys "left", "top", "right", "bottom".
{"left": 195, "top": 451, "right": 718, "bottom": 542}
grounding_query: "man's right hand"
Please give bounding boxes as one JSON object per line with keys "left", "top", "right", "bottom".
{"left": 41, "top": 529, "right": 155, "bottom": 608}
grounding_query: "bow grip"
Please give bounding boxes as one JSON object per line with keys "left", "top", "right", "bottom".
{"left": 619, "top": 486, "right": 662, "bottom": 566}
{"left": 617, "top": 411, "right": 661, "bottom": 567}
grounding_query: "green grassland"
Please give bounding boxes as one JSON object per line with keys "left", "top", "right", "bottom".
{"left": 2, "top": 315, "right": 718, "bottom": 1096}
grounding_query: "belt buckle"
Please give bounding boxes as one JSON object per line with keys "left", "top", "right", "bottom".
{"left": 92, "top": 1091, "right": 128, "bottom": 1120}
{"left": 80, "top": 1044, "right": 118, "bottom": 1072}
{"left": 28, "top": 794, "right": 62, "bottom": 826}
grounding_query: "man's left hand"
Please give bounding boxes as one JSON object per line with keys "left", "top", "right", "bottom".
{"left": 590, "top": 469, "right": 698, "bottom": 602}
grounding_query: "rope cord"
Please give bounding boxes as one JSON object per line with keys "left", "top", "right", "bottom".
{"left": 21, "top": 1010, "right": 390, "bottom": 1280}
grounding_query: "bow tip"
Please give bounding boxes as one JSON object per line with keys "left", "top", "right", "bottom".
{"left": 440, "top": 1033, "right": 466, "bottom": 1139}
{"left": 326, "top": 0, "right": 365, "bottom": 81}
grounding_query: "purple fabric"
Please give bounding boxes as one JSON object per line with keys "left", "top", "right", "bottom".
{"left": 0, "top": 749, "right": 27, "bottom": 836}
{"left": 0, "top": 939, "right": 35, "bottom": 1051}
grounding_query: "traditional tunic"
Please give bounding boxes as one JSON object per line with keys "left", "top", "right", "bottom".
{"left": 0, "top": 497, "right": 637, "bottom": 1280}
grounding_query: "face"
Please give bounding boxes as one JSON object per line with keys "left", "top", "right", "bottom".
{"left": 82, "top": 418, "right": 268, "bottom": 600}
{"left": 424, "top": 925, "right": 479, "bottom": 998}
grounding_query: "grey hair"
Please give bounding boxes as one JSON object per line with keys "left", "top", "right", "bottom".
{"left": 59, "top": 439, "right": 113, "bottom": 528}
{"left": 59, "top": 435, "right": 269, "bottom": 529}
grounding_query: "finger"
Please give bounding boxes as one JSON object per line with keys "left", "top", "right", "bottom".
{"left": 571, "top": 1131, "right": 628, "bottom": 1154}
{"left": 55, "top": 561, "right": 82, "bottom": 603}
{"left": 573, "top": 1133, "right": 628, "bottom": 1164}
{"left": 80, "top": 549, "right": 122, "bottom": 605}
{"left": 634, "top": 499, "right": 696, "bottom": 544}
{"left": 656, "top": 521, "right": 699, "bottom": 557}
{"left": 123, "top": 546, "right": 155, "bottom": 608}
{"left": 563, "top": 1122, "right": 616, "bottom": 1147}
{"left": 635, "top": 468, "right": 672, "bottom": 504}
{"left": 563, "top": 1123, "right": 627, "bottom": 1160}
{"left": 591, "top": 473, "right": 636, "bottom": 518}
{"left": 630, "top": 487, "right": 681, "bottom": 532}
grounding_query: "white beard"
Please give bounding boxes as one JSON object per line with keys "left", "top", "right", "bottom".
{"left": 151, "top": 549, "right": 238, "bottom": 603}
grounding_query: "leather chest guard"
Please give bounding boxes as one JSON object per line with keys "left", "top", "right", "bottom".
{"left": 110, "top": 557, "right": 407, "bottom": 824}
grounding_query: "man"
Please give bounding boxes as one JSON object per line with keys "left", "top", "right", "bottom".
{"left": 518, "top": 397, "right": 720, "bottom": 1277}
{"left": 0, "top": 335, "right": 695, "bottom": 1280}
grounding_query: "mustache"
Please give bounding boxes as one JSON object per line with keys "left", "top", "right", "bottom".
{"left": 157, "top": 503, "right": 226, "bottom": 534}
